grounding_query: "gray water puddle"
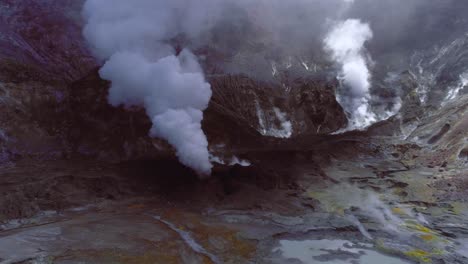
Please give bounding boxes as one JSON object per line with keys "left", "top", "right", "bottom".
{"left": 274, "top": 239, "right": 411, "bottom": 264}
{"left": 0, "top": 226, "right": 62, "bottom": 263}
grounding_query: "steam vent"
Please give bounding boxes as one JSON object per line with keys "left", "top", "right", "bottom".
{"left": 1, "top": 0, "right": 468, "bottom": 263}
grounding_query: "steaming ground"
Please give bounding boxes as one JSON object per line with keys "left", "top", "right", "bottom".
{"left": 1, "top": 116, "right": 467, "bottom": 263}
{"left": 79, "top": 0, "right": 413, "bottom": 173}
{"left": 0, "top": 0, "right": 468, "bottom": 263}
{"left": 80, "top": 0, "right": 468, "bottom": 174}
{"left": 325, "top": 19, "right": 376, "bottom": 129}
{"left": 83, "top": 1, "right": 214, "bottom": 175}
{"left": 80, "top": 0, "right": 468, "bottom": 170}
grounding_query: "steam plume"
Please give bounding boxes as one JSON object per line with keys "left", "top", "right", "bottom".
{"left": 82, "top": 0, "right": 214, "bottom": 175}
{"left": 325, "top": 19, "right": 376, "bottom": 129}
{"left": 80, "top": 0, "right": 467, "bottom": 171}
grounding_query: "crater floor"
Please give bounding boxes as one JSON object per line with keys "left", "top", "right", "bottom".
{"left": 0, "top": 132, "right": 467, "bottom": 264}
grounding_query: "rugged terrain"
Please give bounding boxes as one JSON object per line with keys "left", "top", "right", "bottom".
{"left": 0, "top": 1, "right": 467, "bottom": 264}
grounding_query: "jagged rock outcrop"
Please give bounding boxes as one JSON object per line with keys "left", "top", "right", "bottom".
{"left": 288, "top": 78, "right": 347, "bottom": 135}
{"left": 407, "top": 94, "right": 468, "bottom": 167}
{"left": 208, "top": 75, "right": 347, "bottom": 139}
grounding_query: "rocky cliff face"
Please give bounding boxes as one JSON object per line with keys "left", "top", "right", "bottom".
{"left": 0, "top": 66, "right": 348, "bottom": 165}
{"left": 1, "top": 2, "right": 466, "bottom": 169}
{"left": 59, "top": 71, "right": 348, "bottom": 163}
{"left": 0, "top": 0, "right": 349, "bottom": 165}
{"left": 0, "top": 1, "right": 466, "bottom": 168}
{"left": 208, "top": 75, "right": 347, "bottom": 138}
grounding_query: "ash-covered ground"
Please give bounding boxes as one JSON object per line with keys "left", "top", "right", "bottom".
{"left": 0, "top": 0, "right": 467, "bottom": 263}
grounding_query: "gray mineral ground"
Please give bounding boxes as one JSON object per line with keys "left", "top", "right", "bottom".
{"left": 0, "top": 0, "right": 467, "bottom": 263}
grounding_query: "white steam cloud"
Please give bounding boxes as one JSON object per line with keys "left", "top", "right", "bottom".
{"left": 325, "top": 19, "right": 377, "bottom": 129}
{"left": 82, "top": 0, "right": 215, "bottom": 176}
{"left": 80, "top": 0, "right": 445, "bottom": 172}
{"left": 81, "top": 0, "right": 352, "bottom": 175}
